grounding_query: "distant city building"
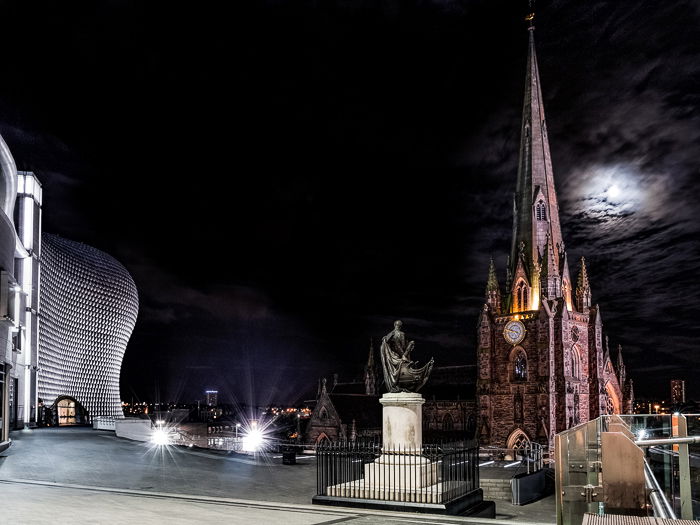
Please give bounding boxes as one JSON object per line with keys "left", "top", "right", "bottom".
{"left": 476, "top": 23, "right": 633, "bottom": 450}
{"left": 205, "top": 390, "right": 218, "bottom": 407}
{"left": 671, "top": 380, "right": 685, "bottom": 406}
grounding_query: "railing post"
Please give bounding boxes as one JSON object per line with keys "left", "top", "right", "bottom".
{"left": 676, "top": 414, "right": 692, "bottom": 520}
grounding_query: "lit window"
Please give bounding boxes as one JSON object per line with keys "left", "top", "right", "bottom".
{"left": 515, "top": 280, "right": 528, "bottom": 311}
{"left": 513, "top": 350, "right": 527, "bottom": 381}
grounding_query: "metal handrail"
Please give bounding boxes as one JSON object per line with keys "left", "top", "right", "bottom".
{"left": 643, "top": 459, "right": 676, "bottom": 519}
{"left": 635, "top": 435, "right": 700, "bottom": 447}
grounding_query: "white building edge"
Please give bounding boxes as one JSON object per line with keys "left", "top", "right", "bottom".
{"left": 1, "top": 131, "right": 138, "bottom": 451}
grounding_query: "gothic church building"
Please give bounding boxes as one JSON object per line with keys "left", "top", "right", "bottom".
{"left": 477, "top": 21, "right": 633, "bottom": 450}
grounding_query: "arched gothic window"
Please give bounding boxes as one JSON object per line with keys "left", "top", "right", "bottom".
{"left": 570, "top": 346, "right": 581, "bottom": 379}
{"left": 319, "top": 408, "right": 329, "bottom": 420}
{"left": 507, "top": 429, "right": 530, "bottom": 451}
{"left": 536, "top": 200, "right": 547, "bottom": 221}
{"left": 515, "top": 280, "right": 528, "bottom": 311}
{"left": 442, "top": 413, "right": 454, "bottom": 431}
{"left": 512, "top": 349, "right": 527, "bottom": 382}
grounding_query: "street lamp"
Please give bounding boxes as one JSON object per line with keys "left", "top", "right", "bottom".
{"left": 235, "top": 422, "right": 241, "bottom": 439}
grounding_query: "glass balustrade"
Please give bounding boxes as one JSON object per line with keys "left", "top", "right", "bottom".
{"left": 556, "top": 414, "right": 700, "bottom": 525}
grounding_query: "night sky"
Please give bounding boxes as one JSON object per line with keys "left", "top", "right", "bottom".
{"left": 1, "top": 1, "right": 698, "bottom": 405}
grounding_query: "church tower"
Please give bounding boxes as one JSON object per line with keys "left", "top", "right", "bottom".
{"left": 476, "top": 13, "right": 631, "bottom": 450}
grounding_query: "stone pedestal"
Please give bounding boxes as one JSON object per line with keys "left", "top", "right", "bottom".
{"left": 379, "top": 392, "right": 424, "bottom": 452}
{"left": 363, "top": 393, "right": 437, "bottom": 491}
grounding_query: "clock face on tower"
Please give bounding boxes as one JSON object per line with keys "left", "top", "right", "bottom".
{"left": 504, "top": 320, "right": 526, "bottom": 345}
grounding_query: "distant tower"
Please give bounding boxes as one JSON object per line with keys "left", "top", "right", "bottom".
{"left": 476, "top": 13, "right": 630, "bottom": 450}
{"left": 671, "top": 380, "right": 685, "bottom": 406}
{"left": 364, "top": 339, "right": 377, "bottom": 395}
{"left": 205, "top": 390, "right": 219, "bottom": 407}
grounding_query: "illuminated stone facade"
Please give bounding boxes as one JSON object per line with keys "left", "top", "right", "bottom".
{"left": 38, "top": 233, "right": 138, "bottom": 419}
{"left": 477, "top": 26, "right": 633, "bottom": 450}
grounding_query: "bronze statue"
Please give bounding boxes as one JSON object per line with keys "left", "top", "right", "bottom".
{"left": 380, "top": 320, "right": 434, "bottom": 393}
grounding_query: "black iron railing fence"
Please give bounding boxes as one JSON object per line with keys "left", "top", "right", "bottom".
{"left": 316, "top": 441, "right": 479, "bottom": 504}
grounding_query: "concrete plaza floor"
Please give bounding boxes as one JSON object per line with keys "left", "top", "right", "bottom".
{"left": 0, "top": 427, "right": 555, "bottom": 524}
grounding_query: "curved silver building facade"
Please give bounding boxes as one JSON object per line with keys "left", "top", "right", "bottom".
{"left": 38, "top": 233, "right": 139, "bottom": 419}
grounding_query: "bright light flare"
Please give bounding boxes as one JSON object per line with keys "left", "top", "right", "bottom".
{"left": 241, "top": 428, "right": 265, "bottom": 452}
{"left": 152, "top": 428, "right": 170, "bottom": 446}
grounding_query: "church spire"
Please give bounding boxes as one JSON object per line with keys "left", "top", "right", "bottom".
{"left": 576, "top": 256, "right": 592, "bottom": 312}
{"left": 364, "top": 339, "right": 377, "bottom": 395}
{"left": 509, "top": 14, "right": 566, "bottom": 305}
{"left": 485, "top": 257, "right": 502, "bottom": 313}
{"left": 616, "top": 344, "right": 626, "bottom": 385}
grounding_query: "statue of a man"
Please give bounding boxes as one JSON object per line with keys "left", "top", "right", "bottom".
{"left": 380, "top": 320, "right": 433, "bottom": 393}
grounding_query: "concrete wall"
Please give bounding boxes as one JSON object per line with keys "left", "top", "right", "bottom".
{"left": 93, "top": 416, "right": 117, "bottom": 431}
{"left": 115, "top": 419, "right": 152, "bottom": 442}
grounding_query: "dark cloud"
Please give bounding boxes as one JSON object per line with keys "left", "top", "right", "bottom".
{"left": 0, "top": 0, "right": 698, "bottom": 401}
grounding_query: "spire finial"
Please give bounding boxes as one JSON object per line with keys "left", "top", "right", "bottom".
{"left": 525, "top": 0, "right": 535, "bottom": 29}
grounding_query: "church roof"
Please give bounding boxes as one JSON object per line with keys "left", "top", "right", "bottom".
{"left": 331, "top": 381, "right": 366, "bottom": 395}
{"left": 328, "top": 394, "right": 382, "bottom": 429}
{"left": 422, "top": 382, "right": 475, "bottom": 401}
{"left": 422, "top": 364, "right": 476, "bottom": 400}
{"left": 429, "top": 364, "right": 477, "bottom": 385}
